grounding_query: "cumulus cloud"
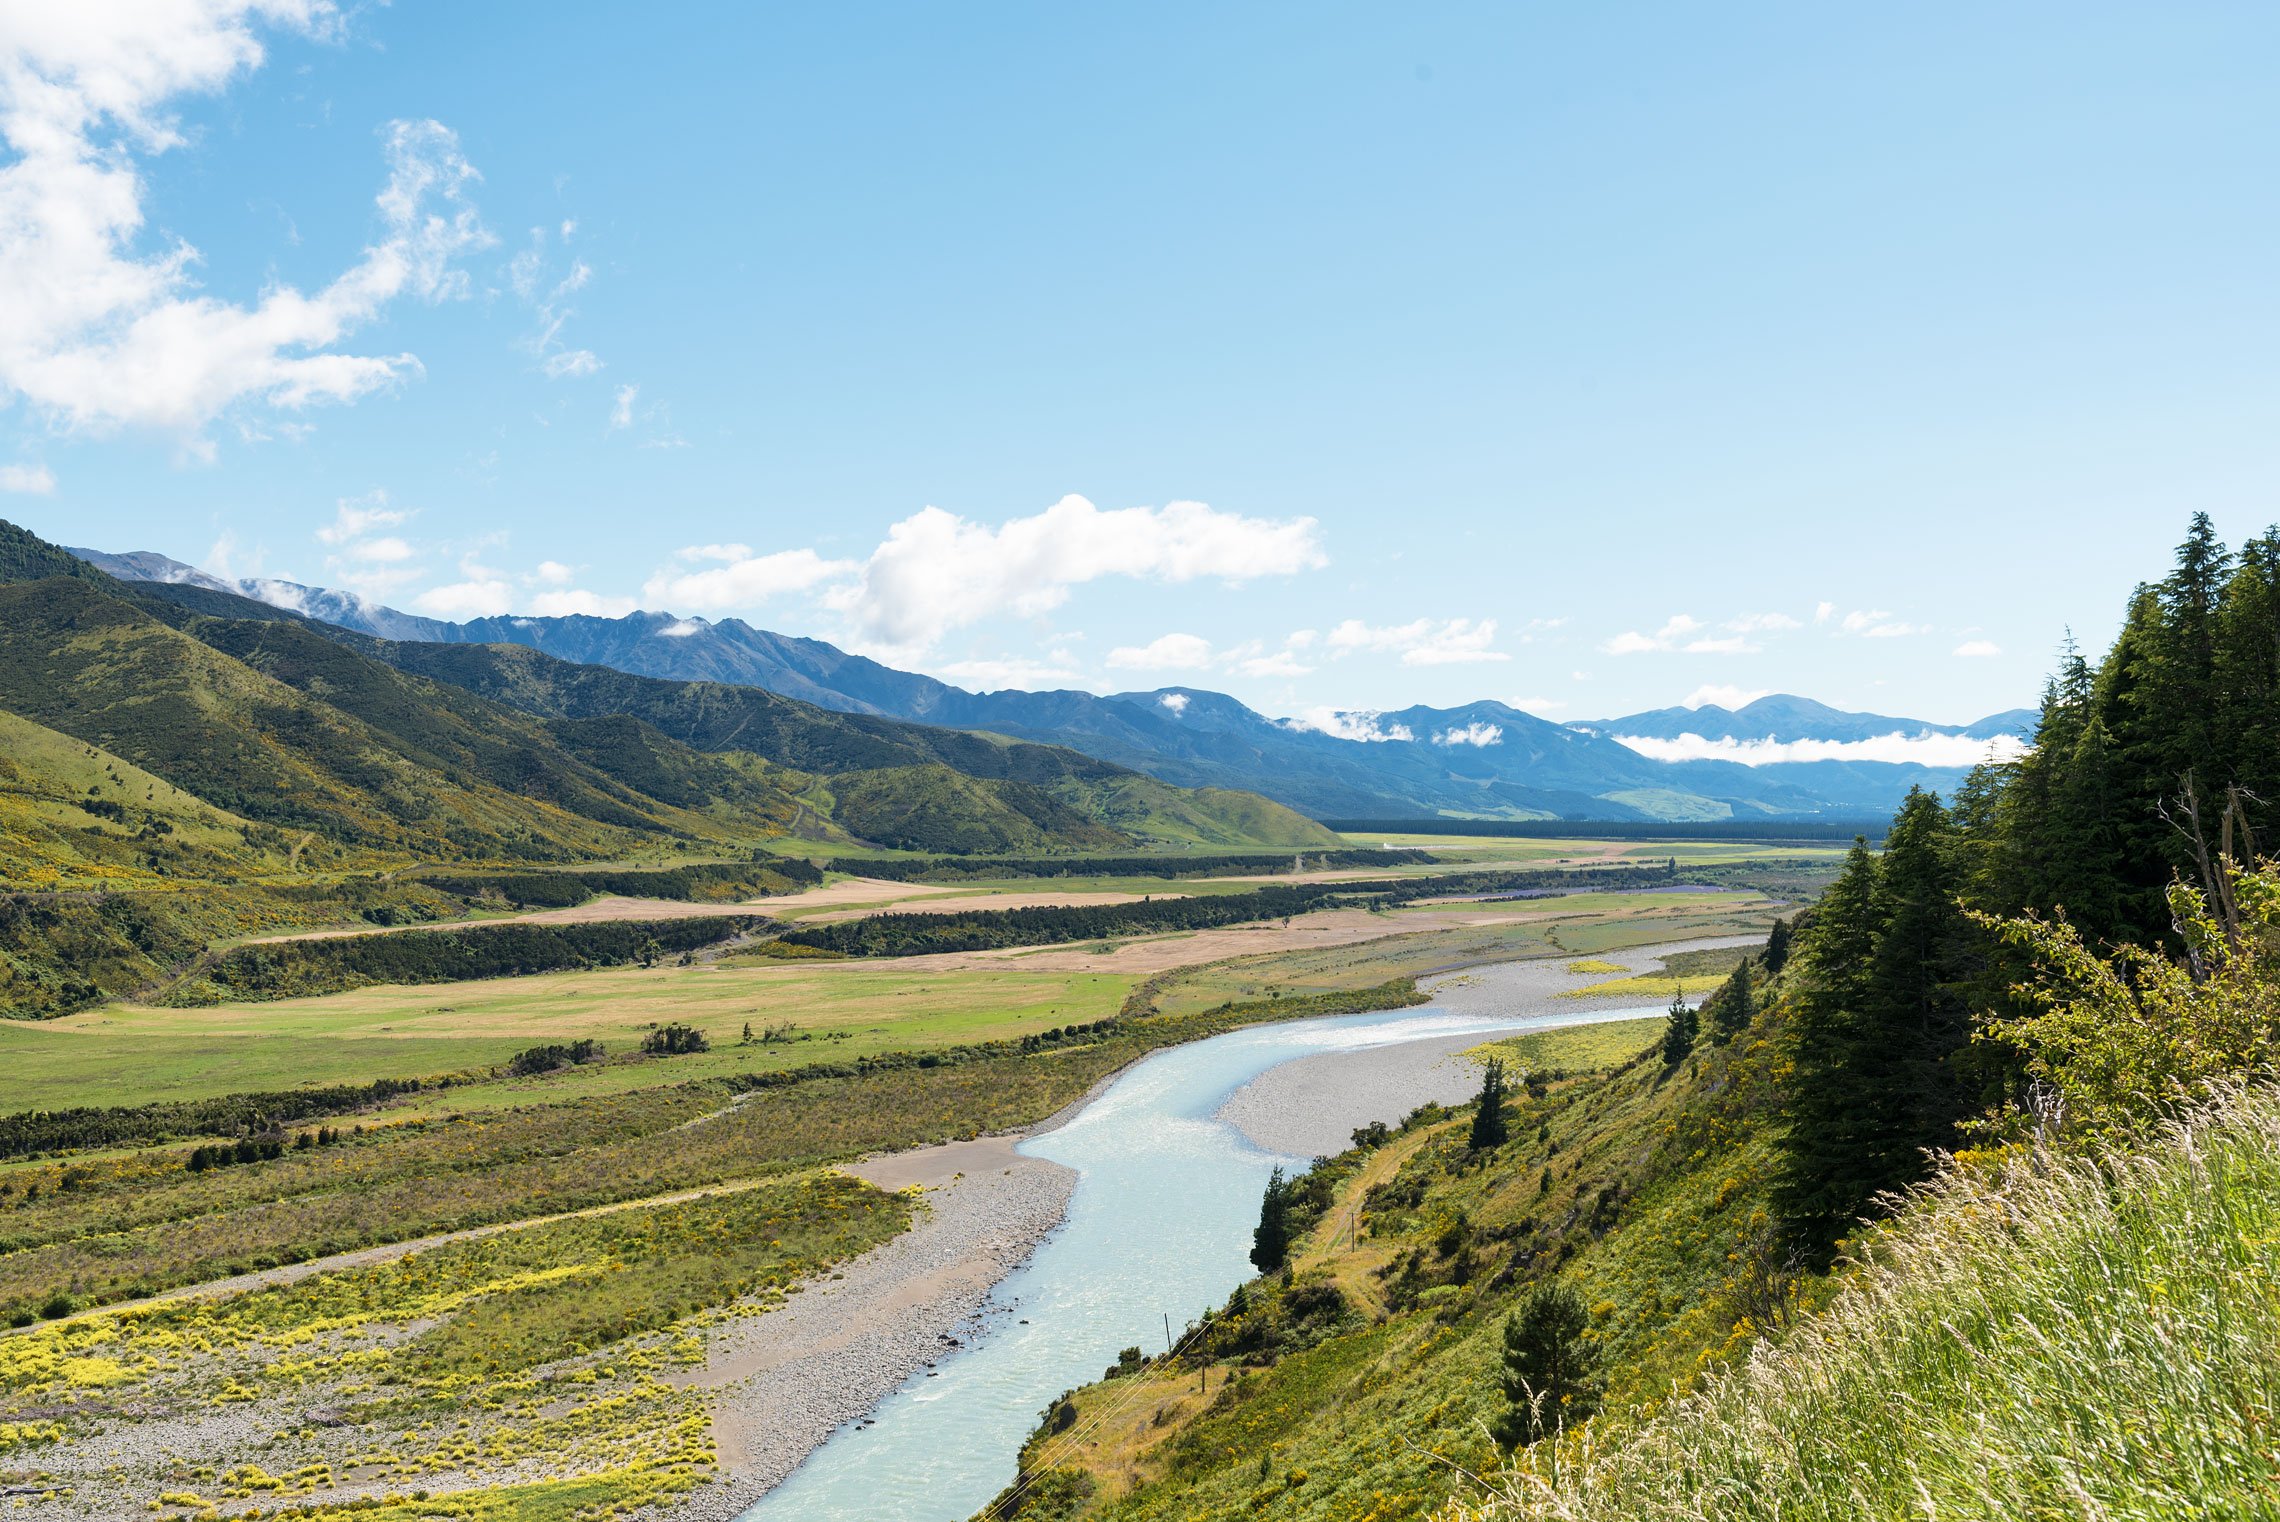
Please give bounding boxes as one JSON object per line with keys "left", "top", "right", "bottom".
{"left": 1283, "top": 709, "right": 1415, "bottom": 743}
{"left": 1106, "top": 632, "right": 1214, "bottom": 670}
{"left": 1158, "top": 693, "right": 1190, "bottom": 715}
{"left": 1612, "top": 732, "right": 2030, "bottom": 767}
{"left": 827, "top": 496, "right": 1324, "bottom": 653}
{"left": 0, "top": 6, "right": 491, "bottom": 444}
{"left": 531, "top": 560, "right": 574, "bottom": 586}
{"left": 1326, "top": 616, "right": 1507, "bottom": 666}
{"left": 1511, "top": 696, "right": 1567, "bottom": 714}
{"left": 1953, "top": 640, "right": 2001, "bottom": 658}
{"left": 0, "top": 463, "right": 53, "bottom": 493}
{"left": 1682, "top": 684, "right": 1772, "bottom": 710}
{"left": 414, "top": 562, "right": 513, "bottom": 618}
{"left": 1433, "top": 722, "right": 1503, "bottom": 747}
{"left": 1603, "top": 614, "right": 1703, "bottom": 655}
{"left": 642, "top": 548, "right": 854, "bottom": 611}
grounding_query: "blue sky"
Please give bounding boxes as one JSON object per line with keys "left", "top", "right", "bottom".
{"left": 6, "top": 3, "right": 2279, "bottom": 728}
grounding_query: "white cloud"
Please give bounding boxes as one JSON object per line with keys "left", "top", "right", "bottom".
{"left": 827, "top": 496, "right": 1324, "bottom": 653}
{"left": 1604, "top": 611, "right": 1798, "bottom": 656}
{"left": 1511, "top": 696, "right": 1567, "bottom": 714}
{"left": 1230, "top": 648, "right": 1314, "bottom": 678}
{"left": 1106, "top": 632, "right": 1214, "bottom": 670}
{"left": 414, "top": 571, "right": 513, "bottom": 618}
{"left": 0, "top": 3, "right": 491, "bottom": 444}
{"left": 1612, "top": 731, "right": 2031, "bottom": 767}
{"left": 528, "top": 587, "right": 634, "bottom": 618}
{"left": 316, "top": 491, "right": 408, "bottom": 544}
{"left": 1601, "top": 614, "right": 1703, "bottom": 655}
{"left": 510, "top": 232, "right": 601, "bottom": 379}
{"left": 531, "top": 560, "right": 574, "bottom": 585}
{"left": 1814, "top": 601, "right": 1836, "bottom": 624}
{"left": 657, "top": 618, "right": 706, "bottom": 638}
{"left": 1433, "top": 722, "right": 1503, "bottom": 747}
{"left": 1283, "top": 709, "right": 1415, "bottom": 743}
{"left": 930, "top": 656, "right": 1083, "bottom": 691}
{"left": 678, "top": 542, "right": 752, "bottom": 562}
{"left": 1158, "top": 692, "right": 1190, "bottom": 715}
{"left": 0, "top": 463, "right": 52, "bottom": 493}
{"left": 1953, "top": 640, "right": 2002, "bottom": 658}
{"left": 349, "top": 535, "right": 413, "bottom": 562}
{"left": 1326, "top": 616, "right": 1508, "bottom": 666}
{"left": 608, "top": 384, "right": 637, "bottom": 429}
{"left": 1835, "top": 609, "right": 1927, "bottom": 638}
{"left": 643, "top": 548, "right": 855, "bottom": 611}
{"left": 1682, "top": 684, "right": 1771, "bottom": 710}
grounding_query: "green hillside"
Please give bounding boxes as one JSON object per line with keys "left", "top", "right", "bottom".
{"left": 828, "top": 764, "right": 1131, "bottom": 854}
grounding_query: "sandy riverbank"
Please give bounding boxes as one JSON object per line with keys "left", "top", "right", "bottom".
{"left": 1215, "top": 935, "right": 1762, "bottom": 1157}
{"left": 667, "top": 1139, "right": 1075, "bottom": 1519}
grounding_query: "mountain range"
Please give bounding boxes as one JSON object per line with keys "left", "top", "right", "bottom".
{"left": 67, "top": 545, "right": 2036, "bottom": 824}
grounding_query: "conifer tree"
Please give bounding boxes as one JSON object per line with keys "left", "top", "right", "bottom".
{"left": 1468, "top": 1058, "right": 1510, "bottom": 1149}
{"left": 1763, "top": 915, "right": 1793, "bottom": 977}
{"left": 1491, "top": 1282, "right": 1600, "bottom": 1448}
{"left": 1708, "top": 957, "right": 1752, "bottom": 1044}
{"left": 1250, "top": 1166, "right": 1291, "bottom": 1272}
{"left": 1660, "top": 987, "right": 1698, "bottom": 1066}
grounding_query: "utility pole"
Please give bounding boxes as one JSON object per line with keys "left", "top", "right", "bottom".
{"left": 1164, "top": 1312, "right": 1173, "bottom": 1358}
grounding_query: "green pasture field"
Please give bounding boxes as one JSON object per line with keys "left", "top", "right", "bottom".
{"left": 6, "top": 960, "right": 1133, "bottom": 1111}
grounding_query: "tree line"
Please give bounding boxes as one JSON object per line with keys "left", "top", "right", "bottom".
{"left": 198, "top": 915, "right": 768, "bottom": 1001}
{"left": 821, "top": 849, "right": 1428, "bottom": 883}
{"left": 1770, "top": 514, "right": 2280, "bottom": 1259}
{"left": 0, "top": 1073, "right": 452, "bottom": 1159}
{"left": 421, "top": 857, "right": 821, "bottom": 910}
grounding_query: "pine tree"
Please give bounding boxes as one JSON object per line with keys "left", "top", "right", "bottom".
{"left": 1250, "top": 1166, "right": 1290, "bottom": 1273}
{"left": 1763, "top": 916, "right": 1793, "bottom": 977}
{"left": 1660, "top": 987, "right": 1697, "bottom": 1066}
{"left": 1468, "top": 1059, "right": 1510, "bottom": 1149}
{"left": 1707, "top": 957, "right": 1752, "bottom": 1044}
{"left": 1490, "top": 1282, "right": 1600, "bottom": 1448}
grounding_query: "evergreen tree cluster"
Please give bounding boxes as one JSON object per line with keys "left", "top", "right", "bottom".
{"left": 201, "top": 915, "right": 767, "bottom": 1000}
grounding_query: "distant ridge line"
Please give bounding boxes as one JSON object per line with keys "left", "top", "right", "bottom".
{"left": 1317, "top": 818, "right": 1888, "bottom": 842}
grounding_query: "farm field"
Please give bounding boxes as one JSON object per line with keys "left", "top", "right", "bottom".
{"left": 0, "top": 961, "right": 1134, "bottom": 1111}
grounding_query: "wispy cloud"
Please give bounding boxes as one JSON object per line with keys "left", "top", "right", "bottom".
{"left": 1837, "top": 609, "right": 1928, "bottom": 638}
{"left": 1953, "top": 640, "right": 2002, "bottom": 657}
{"left": 1106, "top": 632, "right": 1214, "bottom": 670}
{"left": 1681, "top": 684, "right": 1771, "bottom": 710}
{"left": 1326, "top": 616, "right": 1507, "bottom": 666}
{"left": 0, "top": 463, "right": 53, "bottom": 494}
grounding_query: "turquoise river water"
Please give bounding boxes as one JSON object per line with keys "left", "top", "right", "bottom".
{"left": 739, "top": 998, "right": 1669, "bottom": 1522}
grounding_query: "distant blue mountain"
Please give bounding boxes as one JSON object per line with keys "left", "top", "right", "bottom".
{"left": 1571, "top": 693, "right": 2037, "bottom": 745}
{"left": 69, "top": 546, "right": 2027, "bottom": 823}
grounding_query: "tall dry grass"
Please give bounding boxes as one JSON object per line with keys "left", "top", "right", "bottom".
{"left": 1459, "top": 1086, "right": 2280, "bottom": 1520}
